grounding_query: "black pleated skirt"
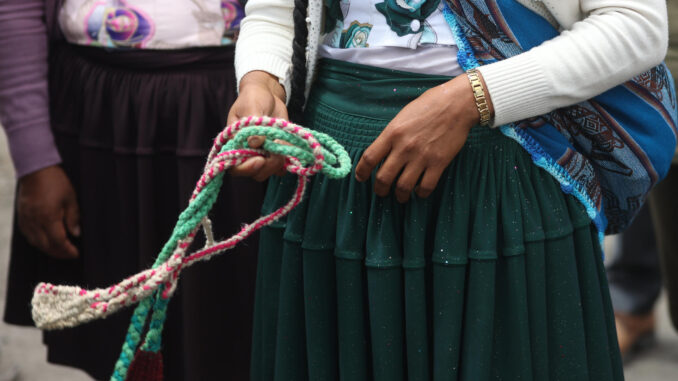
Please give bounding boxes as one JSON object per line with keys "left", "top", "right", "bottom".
{"left": 3, "top": 43, "right": 265, "bottom": 381}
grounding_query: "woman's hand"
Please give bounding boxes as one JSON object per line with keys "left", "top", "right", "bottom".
{"left": 355, "top": 74, "right": 491, "bottom": 203}
{"left": 17, "top": 165, "right": 80, "bottom": 259}
{"left": 227, "top": 71, "right": 289, "bottom": 181}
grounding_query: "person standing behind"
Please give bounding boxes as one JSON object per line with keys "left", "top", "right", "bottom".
{"left": 0, "top": 1, "right": 264, "bottom": 380}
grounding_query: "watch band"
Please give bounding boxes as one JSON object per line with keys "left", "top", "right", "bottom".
{"left": 466, "top": 69, "right": 492, "bottom": 127}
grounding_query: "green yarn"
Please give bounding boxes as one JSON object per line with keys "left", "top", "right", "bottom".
{"left": 112, "top": 298, "right": 154, "bottom": 380}
{"left": 109, "top": 120, "right": 351, "bottom": 381}
{"left": 227, "top": 127, "right": 350, "bottom": 178}
{"left": 141, "top": 293, "right": 170, "bottom": 353}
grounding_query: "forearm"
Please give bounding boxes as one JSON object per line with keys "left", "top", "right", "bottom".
{"left": 0, "top": 0, "right": 61, "bottom": 178}
{"left": 478, "top": 0, "right": 668, "bottom": 127}
{"left": 235, "top": 0, "right": 295, "bottom": 100}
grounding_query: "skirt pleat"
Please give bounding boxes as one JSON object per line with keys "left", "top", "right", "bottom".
{"left": 274, "top": 240, "right": 310, "bottom": 380}
{"left": 250, "top": 59, "right": 623, "bottom": 380}
{"left": 335, "top": 257, "right": 370, "bottom": 381}
{"left": 3, "top": 43, "right": 265, "bottom": 380}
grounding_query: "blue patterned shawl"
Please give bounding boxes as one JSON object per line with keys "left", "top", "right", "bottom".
{"left": 443, "top": 0, "right": 678, "bottom": 238}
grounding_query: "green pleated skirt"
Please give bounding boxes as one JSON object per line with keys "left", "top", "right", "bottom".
{"left": 251, "top": 59, "right": 623, "bottom": 381}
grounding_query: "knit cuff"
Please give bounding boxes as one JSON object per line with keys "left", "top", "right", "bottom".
{"left": 4, "top": 121, "right": 61, "bottom": 178}
{"left": 235, "top": 52, "right": 292, "bottom": 104}
{"left": 476, "top": 51, "right": 552, "bottom": 127}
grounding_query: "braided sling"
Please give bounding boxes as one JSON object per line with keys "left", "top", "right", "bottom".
{"left": 30, "top": 116, "right": 352, "bottom": 381}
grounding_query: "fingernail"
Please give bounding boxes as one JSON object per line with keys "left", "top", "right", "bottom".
{"left": 72, "top": 225, "right": 81, "bottom": 237}
{"left": 248, "top": 136, "right": 264, "bottom": 147}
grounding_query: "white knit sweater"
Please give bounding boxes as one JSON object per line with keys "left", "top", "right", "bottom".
{"left": 235, "top": 0, "right": 668, "bottom": 127}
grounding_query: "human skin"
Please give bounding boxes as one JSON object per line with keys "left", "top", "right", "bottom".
{"left": 227, "top": 70, "right": 493, "bottom": 203}
{"left": 227, "top": 70, "right": 289, "bottom": 181}
{"left": 17, "top": 165, "right": 80, "bottom": 259}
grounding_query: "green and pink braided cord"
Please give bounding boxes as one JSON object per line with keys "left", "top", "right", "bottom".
{"left": 31, "top": 116, "right": 351, "bottom": 381}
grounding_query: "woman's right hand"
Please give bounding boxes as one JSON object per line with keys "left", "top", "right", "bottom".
{"left": 227, "top": 71, "right": 289, "bottom": 181}
{"left": 17, "top": 165, "right": 80, "bottom": 259}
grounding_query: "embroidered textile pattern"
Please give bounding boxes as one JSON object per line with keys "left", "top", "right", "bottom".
{"left": 31, "top": 117, "right": 352, "bottom": 381}
{"left": 444, "top": 0, "right": 678, "bottom": 234}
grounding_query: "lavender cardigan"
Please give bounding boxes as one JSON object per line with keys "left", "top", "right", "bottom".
{"left": 0, "top": 0, "right": 62, "bottom": 178}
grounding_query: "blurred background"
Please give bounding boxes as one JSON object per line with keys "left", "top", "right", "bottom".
{"left": 0, "top": 130, "right": 677, "bottom": 380}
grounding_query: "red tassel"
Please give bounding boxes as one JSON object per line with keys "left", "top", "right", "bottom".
{"left": 125, "top": 350, "right": 164, "bottom": 381}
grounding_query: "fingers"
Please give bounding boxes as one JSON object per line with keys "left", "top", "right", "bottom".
{"left": 356, "top": 134, "right": 391, "bottom": 182}
{"left": 45, "top": 219, "right": 79, "bottom": 259}
{"left": 225, "top": 87, "right": 289, "bottom": 182}
{"left": 229, "top": 135, "right": 286, "bottom": 181}
{"left": 16, "top": 166, "right": 80, "bottom": 259}
{"left": 226, "top": 107, "right": 239, "bottom": 126}
{"left": 247, "top": 135, "right": 265, "bottom": 148}
{"left": 394, "top": 163, "right": 426, "bottom": 203}
{"left": 373, "top": 153, "right": 406, "bottom": 198}
{"left": 253, "top": 154, "right": 286, "bottom": 182}
{"left": 416, "top": 166, "right": 445, "bottom": 199}
{"left": 230, "top": 155, "right": 286, "bottom": 181}
{"left": 64, "top": 195, "right": 81, "bottom": 238}
{"left": 230, "top": 156, "right": 265, "bottom": 177}
{"left": 20, "top": 210, "right": 79, "bottom": 259}
{"left": 363, "top": 152, "right": 443, "bottom": 202}
{"left": 16, "top": 204, "right": 77, "bottom": 259}
{"left": 273, "top": 102, "right": 289, "bottom": 121}
{"left": 20, "top": 221, "right": 49, "bottom": 254}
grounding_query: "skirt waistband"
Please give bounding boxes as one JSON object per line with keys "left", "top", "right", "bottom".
{"left": 307, "top": 59, "right": 504, "bottom": 149}
{"left": 51, "top": 42, "right": 235, "bottom": 71}
{"left": 48, "top": 42, "right": 238, "bottom": 156}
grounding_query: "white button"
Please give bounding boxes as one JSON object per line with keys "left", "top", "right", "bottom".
{"left": 410, "top": 19, "right": 421, "bottom": 32}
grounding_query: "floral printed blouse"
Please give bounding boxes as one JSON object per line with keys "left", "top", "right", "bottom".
{"left": 59, "top": 0, "right": 244, "bottom": 49}
{"left": 323, "top": 0, "right": 457, "bottom": 49}
{"left": 320, "top": 0, "right": 462, "bottom": 76}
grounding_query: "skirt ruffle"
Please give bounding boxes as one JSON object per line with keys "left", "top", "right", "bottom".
{"left": 3, "top": 43, "right": 265, "bottom": 381}
{"left": 251, "top": 59, "right": 623, "bottom": 381}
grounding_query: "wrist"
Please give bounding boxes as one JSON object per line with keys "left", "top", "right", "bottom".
{"left": 439, "top": 76, "right": 482, "bottom": 130}
{"left": 239, "top": 71, "right": 286, "bottom": 102}
{"left": 466, "top": 69, "right": 495, "bottom": 127}
{"left": 19, "top": 164, "right": 62, "bottom": 185}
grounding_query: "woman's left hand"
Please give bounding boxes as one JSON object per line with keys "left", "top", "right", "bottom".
{"left": 354, "top": 74, "right": 487, "bottom": 203}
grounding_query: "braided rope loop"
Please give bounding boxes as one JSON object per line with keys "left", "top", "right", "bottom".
{"left": 28, "top": 117, "right": 351, "bottom": 381}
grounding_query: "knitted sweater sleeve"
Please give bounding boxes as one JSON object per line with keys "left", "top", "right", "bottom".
{"left": 0, "top": 0, "right": 61, "bottom": 178}
{"left": 235, "top": 0, "right": 295, "bottom": 98}
{"left": 478, "top": 0, "right": 669, "bottom": 127}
